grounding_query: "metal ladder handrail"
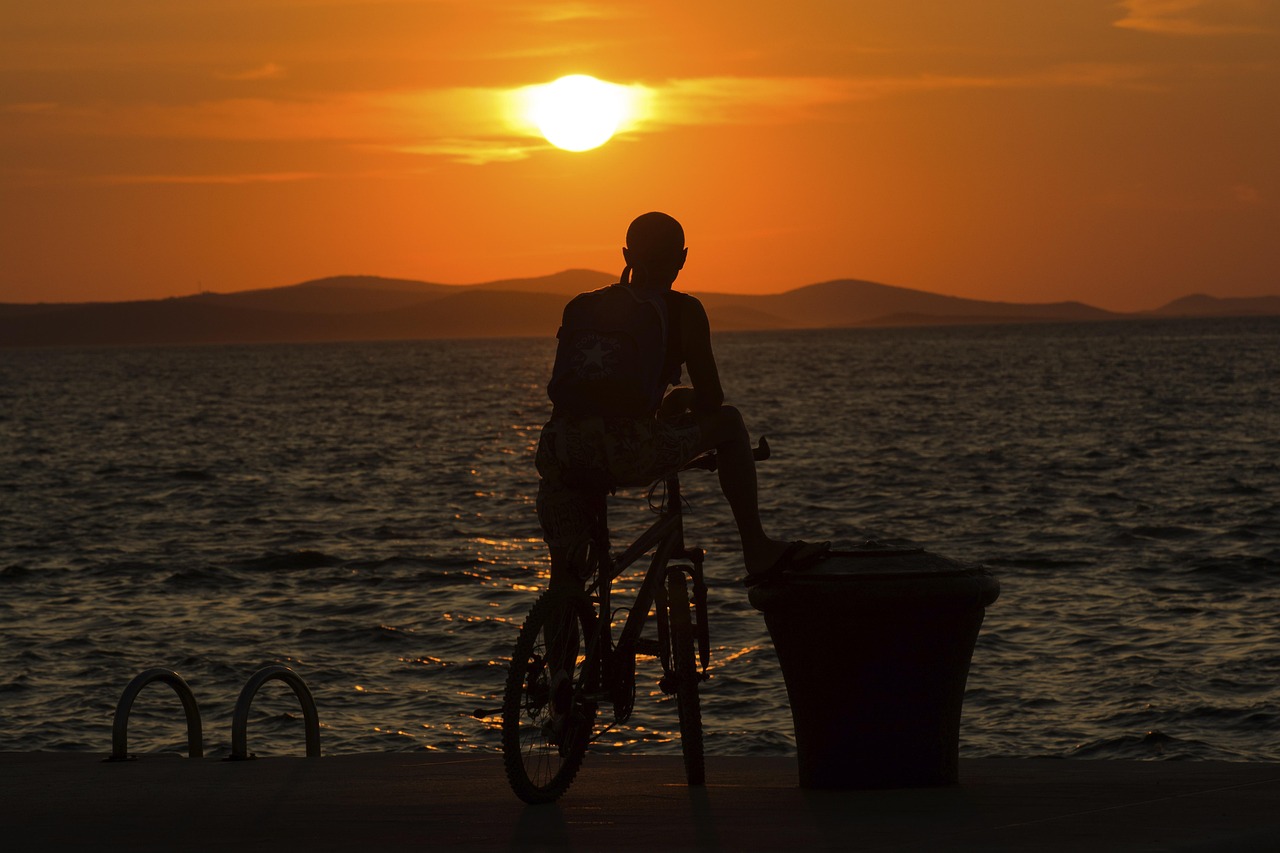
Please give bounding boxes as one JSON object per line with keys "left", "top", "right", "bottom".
{"left": 228, "top": 664, "right": 321, "bottom": 760}
{"left": 107, "top": 668, "right": 203, "bottom": 761}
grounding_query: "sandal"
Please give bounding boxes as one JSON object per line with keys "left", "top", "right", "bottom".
{"left": 742, "top": 540, "right": 831, "bottom": 588}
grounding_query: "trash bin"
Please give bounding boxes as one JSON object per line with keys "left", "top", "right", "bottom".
{"left": 748, "top": 542, "right": 999, "bottom": 789}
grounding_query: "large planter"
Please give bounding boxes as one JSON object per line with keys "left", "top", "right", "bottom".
{"left": 748, "top": 543, "right": 999, "bottom": 789}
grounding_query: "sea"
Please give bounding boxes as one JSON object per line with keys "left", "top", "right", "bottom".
{"left": 2, "top": 317, "right": 1277, "bottom": 762}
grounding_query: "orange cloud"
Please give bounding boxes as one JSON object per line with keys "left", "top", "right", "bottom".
{"left": 93, "top": 171, "right": 321, "bottom": 185}
{"left": 524, "top": 2, "right": 626, "bottom": 23}
{"left": 215, "top": 62, "right": 286, "bottom": 81}
{"left": 0, "top": 65, "right": 1169, "bottom": 177}
{"left": 4, "top": 101, "right": 60, "bottom": 114}
{"left": 1097, "top": 181, "right": 1269, "bottom": 210}
{"left": 1114, "top": 0, "right": 1275, "bottom": 36}
{"left": 643, "top": 65, "right": 1160, "bottom": 128}
{"left": 383, "top": 140, "right": 542, "bottom": 165}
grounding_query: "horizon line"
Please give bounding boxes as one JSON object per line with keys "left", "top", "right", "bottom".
{"left": 2, "top": 268, "right": 1277, "bottom": 315}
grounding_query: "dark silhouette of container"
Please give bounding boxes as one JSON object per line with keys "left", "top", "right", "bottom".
{"left": 748, "top": 543, "right": 999, "bottom": 789}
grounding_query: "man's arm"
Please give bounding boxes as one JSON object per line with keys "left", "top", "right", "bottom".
{"left": 680, "top": 295, "right": 724, "bottom": 414}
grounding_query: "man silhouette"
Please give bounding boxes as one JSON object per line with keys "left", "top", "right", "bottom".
{"left": 535, "top": 212, "right": 827, "bottom": 586}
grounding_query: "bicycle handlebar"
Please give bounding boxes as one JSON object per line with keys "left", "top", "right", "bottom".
{"left": 681, "top": 436, "right": 770, "bottom": 473}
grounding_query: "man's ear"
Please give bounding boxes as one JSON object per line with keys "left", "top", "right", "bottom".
{"left": 623, "top": 247, "right": 632, "bottom": 266}
{"left": 677, "top": 247, "right": 688, "bottom": 270}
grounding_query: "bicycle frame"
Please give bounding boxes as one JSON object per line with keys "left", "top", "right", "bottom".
{"left": 577, "top": 469, "right": 707, "bottom": 723}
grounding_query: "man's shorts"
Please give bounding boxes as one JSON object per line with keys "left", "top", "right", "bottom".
{"left": 535, "top": 413, "right": 702, "bottom": 547}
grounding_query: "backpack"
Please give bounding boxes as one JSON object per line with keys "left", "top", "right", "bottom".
{"left": 547, "top": 283, "right": 672, "bottom": 418}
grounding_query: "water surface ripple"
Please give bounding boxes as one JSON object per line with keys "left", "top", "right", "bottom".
{"left": 2, "top": 318, "right": 1277, "bottom": 761}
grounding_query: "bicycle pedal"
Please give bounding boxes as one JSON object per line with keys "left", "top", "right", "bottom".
{"left": 633, "top": 638, "right": 662, "bottom": 657}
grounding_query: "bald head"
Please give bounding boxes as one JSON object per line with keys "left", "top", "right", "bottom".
{"left": 623, "top": 211, "right": 687, "bottom": 287}
{"left": 627, "top": 212, "right": 684, "bottom": 255}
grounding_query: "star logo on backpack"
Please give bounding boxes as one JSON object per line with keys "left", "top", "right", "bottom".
{"left": 577, "top": 336, "right": 615, "bottom": 372}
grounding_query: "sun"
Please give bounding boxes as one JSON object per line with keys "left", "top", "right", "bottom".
{"left": 527, "top": 75, "right": 633, "bottom": 152}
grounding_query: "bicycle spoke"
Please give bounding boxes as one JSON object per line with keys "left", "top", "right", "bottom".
{"left": 502, "top": 590, "right": 596, "bottom": 803}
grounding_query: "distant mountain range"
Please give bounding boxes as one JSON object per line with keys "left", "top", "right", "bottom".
{"left": 2, "top": 270, "right": 1278, "bottom": 347}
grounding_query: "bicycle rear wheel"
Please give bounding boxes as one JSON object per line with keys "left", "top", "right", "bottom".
{"left": 502, "top": 588, "right": 598, "bottom": 804}
{"left": 667, "top": 571, "right": 705, "bottom": 785}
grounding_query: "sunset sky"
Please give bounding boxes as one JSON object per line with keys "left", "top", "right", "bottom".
{"left": 2, "top": 0, "right": 1277, "bottom": 311}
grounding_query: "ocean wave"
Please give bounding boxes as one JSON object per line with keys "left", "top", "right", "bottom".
{"left": 1183, "top": 555, "right": 1280, "bottom": 582}
{"left": 4, "top": 321, "right": 1280, "bottom": 759}
{"left": 170, "top": 468, "right": 217, "bottom": 482}
{"left": 164, "top": 566, "right": 244, "bottom": 589}
{"left": 234, "top": 551, "right": 344, "bottom": 571}
{"left": 1069, "top": 731, "right": 1228, "bottom": 761}
{"left": 1127, "top": 525, "right": 1203, "bottom": 540}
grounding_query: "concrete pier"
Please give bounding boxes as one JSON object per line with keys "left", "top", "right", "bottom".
{"left": 3, "top": 752, "right": 1279, "bottom": 851}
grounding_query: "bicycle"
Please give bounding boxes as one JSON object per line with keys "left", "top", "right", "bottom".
{"left": 501, "top": 438, "right": 771, "bottom": 804}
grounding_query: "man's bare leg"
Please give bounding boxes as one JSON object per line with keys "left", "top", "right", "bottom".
{"left": 694, "top": 405, "right": 795, "bottom": 577}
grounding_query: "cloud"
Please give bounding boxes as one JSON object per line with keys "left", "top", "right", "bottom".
{"left": 382, "top": 140, "right": 545, "bottom": 166}
{"left": 1230, "top": 183, "right": 1264, "bottom": 204}
{"left": 644, "top": 65, "right": 1159, "bottom": 127}
{"left": 215, "top": 62, "right": 286, "bottom": 82}
{"left": 1, "top": 64, "right": 1167, "bottom": 176}
{"left": 1114, "top": 0, "right": 1275, "bottom": 36}
{"left": 522, "top": 2, "right": 628, "bottom": 22}
{"left": 7, "top": 89, "right": 515, "bottom": 143}
{"left": 639, "top": 77, "right": 858, "bottom": 127}
{"left": 1097, "top": 181, "right": 1269, "bottom": 210}
{"left": 5, "top": 101, "right": 60, "bottom": 114}
{"left": 93, "top": 171, "right": 322, "bottom": 185}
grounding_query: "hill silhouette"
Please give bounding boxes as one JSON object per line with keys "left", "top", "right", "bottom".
{"left": 1144, "top": 294, "right": 1280, "bottom": 318}
{"left": 182, "top": 270, "right": 615, "bottom": 316}
{"left": 1, "top": 271, "right": 1275, "bottom": 347}
{"left": 697, "top": 279, "right": 1115, "bottom": 328}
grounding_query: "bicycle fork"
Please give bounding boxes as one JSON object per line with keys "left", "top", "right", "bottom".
{"left": 657, "top": 556, "right": 710, "bottom": 695}
{"left": 683, "top": 548, "right": 711, "bottom": 674}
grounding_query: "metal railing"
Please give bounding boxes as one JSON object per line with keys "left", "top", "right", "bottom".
{"left": 229, "top": 665, "right": 321, "bottom": 760}
{"left": 107, "top": 664, "right": 321, "bottom": 761}
{"left": 108, "top": 668, "right": 203, "bottom": 761}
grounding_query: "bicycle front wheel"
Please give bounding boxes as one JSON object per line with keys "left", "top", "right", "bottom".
{"left": 502, "top": 588, "right": 598, "bottom": 804}
{"left": 667, "top": 571, "right": 705, "bottom": 785}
